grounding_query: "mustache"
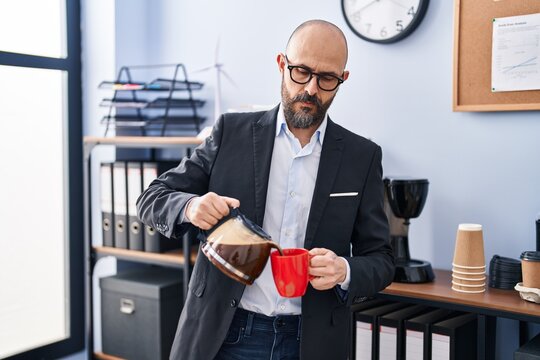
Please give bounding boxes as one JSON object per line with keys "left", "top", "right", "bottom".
{"left": 292, "top": 92, "right": 322, "bottom": 108}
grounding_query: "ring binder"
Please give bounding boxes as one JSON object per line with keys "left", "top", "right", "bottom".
{"left": 128, "top": 162, "right": 144, "bottom": 251}
{"left": 431, "top": 313, "right": 477, "bottom": 360}
{"left": 101, "top": 162, "right": 115, "bottom": 247}
{"left": 354, "top": 302, "right": 410, "bottom": 360}
{"left": 113, "top": 162, "right": 129, "bottom": 249}
{"left": 379, "top": 305, "right": 432, "bottom": 359}
{"left": 405, "top": 308, "right": 460, "bottom": 360}
{"left": 142, "top": 161, "right": 181, "bottom": 253}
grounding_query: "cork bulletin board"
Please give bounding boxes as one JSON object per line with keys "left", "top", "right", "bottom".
{"left": 453, "top": 0, "right": 540, "bottom": 111}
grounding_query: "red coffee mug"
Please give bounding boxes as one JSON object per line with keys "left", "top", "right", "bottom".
{"left": 271, "top": 248, "right": 313, "bottom": 298}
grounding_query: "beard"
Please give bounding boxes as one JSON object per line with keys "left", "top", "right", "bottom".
{"left": 281, "top": 79, "right": 336, "bottom": 129}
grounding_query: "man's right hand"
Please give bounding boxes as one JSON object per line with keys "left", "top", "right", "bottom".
{"left": 185, "top": 192, "right": 240, "bottom": 230}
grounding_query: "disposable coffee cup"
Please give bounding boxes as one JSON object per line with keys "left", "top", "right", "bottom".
{"left": 451, "top": 285, "right": 486, "bottom": 294}
{"left": 451, "top": 280, "right": 486, "bottom": 289}
{"left": 452, "top": 272, "right": 486, "bottom": 281}
{"left": 520, "top": 251, "right": 540, "bottom": 289}
{"left": 452, "top": 267, "right": 485, "bottom": 276}
{"left": 452, "top": 274, "right": 486, "bottom": 285}
{"left": 452, "top": 224, "right": 485, "bottom": 268}
{"left": 452, "top": 263, "right": 486, "bottom": 270}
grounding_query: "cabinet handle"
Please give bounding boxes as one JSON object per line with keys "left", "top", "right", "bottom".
{"left": 120, "top": 298, "right": 135, "bottom": 314}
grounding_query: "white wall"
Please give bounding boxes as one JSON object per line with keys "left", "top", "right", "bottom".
{"left": 135, "top": 0, "right": 540, "bottom": 268}
{"left": 80, "top": 0, "right": 117, "bottom": 355}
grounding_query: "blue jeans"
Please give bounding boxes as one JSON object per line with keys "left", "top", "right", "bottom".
{"left": 214, "top": 308, "right": 301, "bottom": 360}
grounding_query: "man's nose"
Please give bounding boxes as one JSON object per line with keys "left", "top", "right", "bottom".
{"left": 304, "top": 76, "right": 319, "bottom": 96}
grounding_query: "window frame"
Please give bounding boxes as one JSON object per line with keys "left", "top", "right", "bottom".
{"left": 0, "top": 1, "right": 84, "bottom": 359}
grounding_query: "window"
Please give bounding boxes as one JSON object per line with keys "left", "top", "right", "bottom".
{"left": 0, "top": 1, "right": 83, "bottom": 359}
{"left": 0, "top": 0, "right": 66, "bottom": 58}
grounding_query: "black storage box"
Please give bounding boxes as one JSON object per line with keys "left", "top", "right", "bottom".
{"left": 100, "top": 267, "right": 183, "bottom": 360}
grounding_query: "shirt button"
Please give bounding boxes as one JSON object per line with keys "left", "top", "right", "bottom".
{"left": 290, "top": 191, "right": 296, "bottom": 197}
{"left": 230, "top": 299, "right": 237, "bottom": 308}
{"left": 280, "top": 304, "right": 285, "bottom": 311}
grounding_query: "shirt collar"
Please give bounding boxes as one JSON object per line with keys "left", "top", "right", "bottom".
{"left": 276, "top": 103, "right": 327, "bottom": 145}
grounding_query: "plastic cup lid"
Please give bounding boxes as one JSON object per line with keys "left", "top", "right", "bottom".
{"left": 520, "top": 251, "right": 540, "bottom": 262}
{"left": 458, "top": 224, "right": 482, "bottom": 231}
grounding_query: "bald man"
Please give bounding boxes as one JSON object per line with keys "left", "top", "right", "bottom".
{"left": 137, "top": 19, "right": 394, "bottom": 360}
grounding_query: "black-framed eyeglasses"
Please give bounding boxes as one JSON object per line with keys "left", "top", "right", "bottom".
{"left": 285, "top": 55, "right": 344, "bottom": 91}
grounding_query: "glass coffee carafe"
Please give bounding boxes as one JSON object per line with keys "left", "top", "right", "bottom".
{"left": 201, "top": 208, "right": 282, "bottom": 285}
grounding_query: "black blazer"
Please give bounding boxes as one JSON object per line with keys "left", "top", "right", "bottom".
{"left": 136, "top": 105, "right": 394, "bottom": 360}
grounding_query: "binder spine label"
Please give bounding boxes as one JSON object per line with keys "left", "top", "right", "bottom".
{"left": 406, "top": 330, "right": 424, "bottom": 360}
{"left": 380, "top": 325, "right": 397, "bottom": 334}
{"left": 143, "top": 164, "right": 158, "bottom": 188}
{"left": 355, "top": 321, "right": 373, "bottom": 360}
{"left": 379, "top": 326, "right": 397, "bottom": 360}
{"left": 127, "top": 165, "right": 142, "bottom": 215}
{"left": 113, "top": 164, "right": 127, "bottom": 215}
{"left": 431, "top": 334, "right": 450, "bottom": 360}
{"left": 101, "top": 165, "right": 112, "bottom": 213}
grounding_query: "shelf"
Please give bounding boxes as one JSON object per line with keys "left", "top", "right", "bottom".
{"left": 100, "top": 98, "right": 205, "bottom": 109}
{"left": 100, "top": 115, "right": 205, "bottom": 129}
{"left": 94, "top": 352, "right": 124, "bottom": 360}
{"left": 99, "top": 78, "right": 204, "bottom": 91}
{"left": 99, "top": 98, "right": 147, "bottom": 108}
{"left": 83, "top": 136, "right": 203, "bottom": 150}
{"left": 98, "top": 81, "right": 146, "bottom": 91}
{"left": 149, "top": 78, "right": 204, "bottom": 91}
{"left": 379, "top": 269, "right": 540, "bottom": 322}
{"left": 93, "top": 246, "right": 198, "bottom": 268}
{"left": 87, "top": 64, "right": 206, "bottom": 358}
{"left": 148, "top": 98, "right": 205, "bottom": 108}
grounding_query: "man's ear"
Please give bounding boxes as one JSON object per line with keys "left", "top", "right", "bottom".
{"left": 277, "top": 53, "right": 286, "bottom": 74}
{"left": 342, "top": 70, "right": 350, "bottom": 81}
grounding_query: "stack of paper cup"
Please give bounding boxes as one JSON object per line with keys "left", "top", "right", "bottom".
{"left": 451, "top": 224, "right": 486, "bottom": 293}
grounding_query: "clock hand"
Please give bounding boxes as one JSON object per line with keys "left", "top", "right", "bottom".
{"left": 386, "top": 0, "right": 408, "bottom": 10}
{"left": 355, "top": 0, "right": 380, "bottom": 15}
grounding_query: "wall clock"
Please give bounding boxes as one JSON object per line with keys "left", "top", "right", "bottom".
{"left": 341, "top": 0, "right": 429, "bottom": 44}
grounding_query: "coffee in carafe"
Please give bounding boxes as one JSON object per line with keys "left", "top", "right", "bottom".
{"left": 202, "top": 208, "right": 282, "bottom": 285}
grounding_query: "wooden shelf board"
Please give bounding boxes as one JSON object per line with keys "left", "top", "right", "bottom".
{"left": 83, "top": 135, "right": 203, "bottom": 147}
{"left": 94, "top": 246, "right": 198, "bottom": 267}
{"left": 94, "top": 352, "right": 124, "bottom": 360}
{"left": 381, "top": 269, "right": 540, "bottom": 318}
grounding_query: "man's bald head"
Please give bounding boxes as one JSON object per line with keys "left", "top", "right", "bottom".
{"left": 285, "top": 19, "right": 348, "bottom": 70}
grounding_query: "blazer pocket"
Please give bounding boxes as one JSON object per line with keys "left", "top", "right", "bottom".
{"left": 189, "top": 248, "right": 209, "bottom": 298}
{"left": 329, "top": 192, "right": 358, "bottom": 198}
{"left": 331, "top": 305, "right": 348, "bottom": 326}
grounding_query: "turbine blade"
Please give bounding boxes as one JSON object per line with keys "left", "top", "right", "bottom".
{"left": 191, "top": 65, "right": 214, "bottom": 73}
{"left": 220, "top": 69, "right": 237, "bottom": 87}
{"left": 215, "top": 37, "right": 221, "bottom": 64}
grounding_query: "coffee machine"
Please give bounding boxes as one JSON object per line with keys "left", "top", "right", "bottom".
{"left": 384, "top": 177, "right": 435, "bottom": 283}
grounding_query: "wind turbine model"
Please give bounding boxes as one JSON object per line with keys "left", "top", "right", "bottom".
{"left": 192, "top": 39, "right": 237, "bottom": 128}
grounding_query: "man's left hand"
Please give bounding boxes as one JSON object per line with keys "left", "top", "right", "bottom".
{"left": 308, "top": 248, "right": 347, "bottom": 290}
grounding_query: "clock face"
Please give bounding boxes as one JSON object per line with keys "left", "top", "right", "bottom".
{"left": 341, "top": 0, "right": 429, "bottom": 44}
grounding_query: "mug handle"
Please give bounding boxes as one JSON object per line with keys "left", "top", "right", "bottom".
{"left": 307, "top": 253, "right": 315, "bottom": 281}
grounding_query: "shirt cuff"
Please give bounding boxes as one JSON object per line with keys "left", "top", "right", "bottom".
{"left": 177, "top": 196, "right": 197, "bottom": 224}
{"left": 337, "top": 257, "right": 351, "bottom": 291}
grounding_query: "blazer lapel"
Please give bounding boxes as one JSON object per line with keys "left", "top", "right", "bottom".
{"left": 304, "top": 119, "right": 344, "bottom": 249}
{"left": 252, "top": 106, "right": 278, "bottom": 226}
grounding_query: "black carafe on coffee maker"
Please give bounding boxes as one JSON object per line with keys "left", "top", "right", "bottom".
{"left": 384, "top": 177, "right": 435, "bottom": 283}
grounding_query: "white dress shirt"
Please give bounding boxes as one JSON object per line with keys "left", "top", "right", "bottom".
{"left": 239, "top": 104, "right": 350, "bottom": 316}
